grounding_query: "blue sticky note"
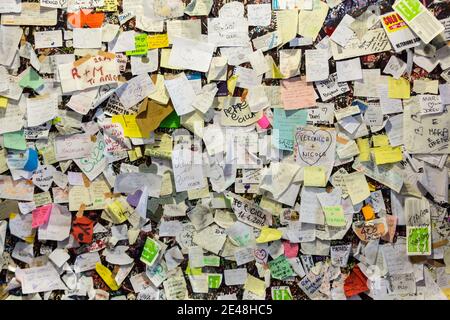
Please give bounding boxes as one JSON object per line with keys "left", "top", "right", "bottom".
{"left": 272, "top": 109, "right": 308, "bottom": 151}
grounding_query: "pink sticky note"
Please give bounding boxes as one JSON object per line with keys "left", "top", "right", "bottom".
{"left": 281, "top": 78, "right": 316, "bottom": 110}
{"left": 257, "top": 115, "right": 271, "bottom": 129}
{"left": 32, "top": 204, "right": 53, "bottom": 228}
{"left": 283, "top": 241, "right": 299, "bottom": 258}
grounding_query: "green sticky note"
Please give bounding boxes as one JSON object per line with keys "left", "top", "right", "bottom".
{"left": 126, "top": 34, "right": 149, "bottom": 56}
{"left": 159, "top": 111, "right": 180, "bottom": 128}
{"left": 271, "top": 288, "right": 293, "bottom": 300}
{"left": 407, "top": 226, "right": 431, "bottom": 255}
{"left": 140, "top": 238, "right": 160, "bottom": 266}
{"left": 203, "top": 256, "right": 220, "bottom": 267}
{"left": 19, "top": 68, "right": 44, "bottom": 91}
{"left": 185, "top": 262, "right": 203, "bottom": 276}
{"left": 52, "top": 117, "right": 62, "bottom": 124}
{"left": 3, "top": 130, "right": 27, "bottom": 150}
{"left": 394, "top": 0, "right": 422, "bottom": 22}
{"left": 268, "top": 255, "right": 295, "bottom": 280}
{"left": 208, "top": 274, "right": 222, "bottom": 289}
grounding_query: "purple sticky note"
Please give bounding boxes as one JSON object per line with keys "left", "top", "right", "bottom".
{"left": 127, "top": 190, "right": 142, "bottom": 207}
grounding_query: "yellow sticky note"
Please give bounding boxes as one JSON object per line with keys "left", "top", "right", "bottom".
{"left": 259, "top": 197, "right": 282, "bottom": 216}
{"left": 128, "top": 147, "right": 142, "bottom": 162}
{"left": 343, "top": 172, "right": 371, "bottom": 205}
{"left": 95, "top": 263, "right": 120, "bottom": 291}
{"left": 388, "top": 77, "right": 410, "bottom": 99}
{"left": 271, "top": 60, "right": 284, "bottom": 79}
{"left": 323, "top": 205, "right": 346, "bottom": 227}
{"left": 256, "top": 227, "right": 283, "bottom": 243}
{"left": 106, "top": 200, "right": 127, "bottom": 224}
{"left": 372, "top": 135, "right": 390, "bottom": 147}
{"left": 442, "top": 288, "right": 450, "bottom": 300}
{"left": 227, "top": 74, "right": 239, "bottom": 95}
{"left": 0, "top": 96, "right": 8, "bottom": 108}
{"left": 186, "top": 262, "right": 203, "bottom": 276}
{"left": 97, "top": 0, "right": 118, "bottom": 11}
{"left": 357, "top": 138, "right": 371, "bottom": 162}
{"left": 111, "top": 115, "right": 144, "bottom": 138}
{"left": 372, "top": 146, "right": 403, "bottom": 165}
{"left": 148, "top": 33, "right": 169, "bottom": 49}
{"left": 303, "top": 166, "right": 327, "bottom": 187}
{"left": 244, "top": 274, "right": 266, "bottom": 297}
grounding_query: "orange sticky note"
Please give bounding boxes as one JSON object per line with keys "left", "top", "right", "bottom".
{"left": 362, "top": 205, "right": 375, "bottom": 220}
{"left": 67, "top": 10, "right": 105, "bottom": 28}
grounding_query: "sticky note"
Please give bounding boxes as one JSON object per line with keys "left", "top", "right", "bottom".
{"left": 95, "top": 263, "right": 120, "bottom": 291}
{"left": 140, "top": 237, "right": 160, "bottom": 267}
{"left": 111, "top": 114, "right": 144, "bottom": 138}
{"left": 186, "top": 262, "right": 203, "bottom": 275}
{"left": 72, "top": 216, "right": 94, "bottom": 244}
{"left": 106, "top": 200, "right": 128, "bottom": 224}
{"left": 372, "top": 135, "right": 390, "bottom": 147}
{"left": 126, "top": 33, "right": 148, "bottom": 56}
{"left": 203, "top": 256, "right": 220, "bottom": 267}
{"left": 303, "top": 166, "right": 327, "bottom": 187}
{"left": 283, "top": 241, "right": 299, "bottom": 258}
{"left": 272, "top": 287, "right": 293, "bottom": 300}
{"left": 356, "top": 138, "right": 371, "bottom": 162}
{"left": 97, "top": 0, "right": 118, "bottom": 11}
{"left": 227, "top": 74, "right": 239, "bottom": 95}
{"left": 3, "top": 130, "right": 27, "bottom": 150}
{"left": 257, "top": 115, "right": 271, "bottom": 129}
{"left": 208, "top": 274, "right": 222, "bottom": 289}
{"left": 388, "top": 77, "right": 410, "bottom": 99}
{"left": 268, "top": 59, "right": 284, "bottom": 79}
{"left": 31, "top": 204, "right": 52, "bottom": 228}
{"left": 148, "top": 33, "right": 169, "bottom": 49}
{"left": 256, "top": 226, "right": 283, "bottom": 243}
{"left": 362, "top": 205, "right": 375, "bottom": 221}
{"left": 372, "top": 146, "right": 403, "bottom": 165}
{"left": 127, "top": 147, "right": 142, "bottom": 162}
{"left": 323, "top": 205, "right": 346, "bottom": 227}
{"left": 244, "top": 274, "right": 266, "bottom": 297}
{"left": 0, "top": 96, "right": 7, "bottom": 108}
{"left": 18, "top": 68, "right": 44, "bottom": 91}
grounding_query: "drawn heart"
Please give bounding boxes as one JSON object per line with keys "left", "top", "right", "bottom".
{"left": 295, "top": 129, "right": 333, "bottom": 166}
{"left": 253, "top": 248, "right": 268, "bottom": 261}
{"left": 411, "top": 112, "right": 422, "bottom": 124}
{"left": 32, "top": 165, "right": 56, "bottom": 192}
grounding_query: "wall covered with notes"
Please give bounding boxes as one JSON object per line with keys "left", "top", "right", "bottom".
{"left": 0, "top": 0, "right": 449, "bottom": 301}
